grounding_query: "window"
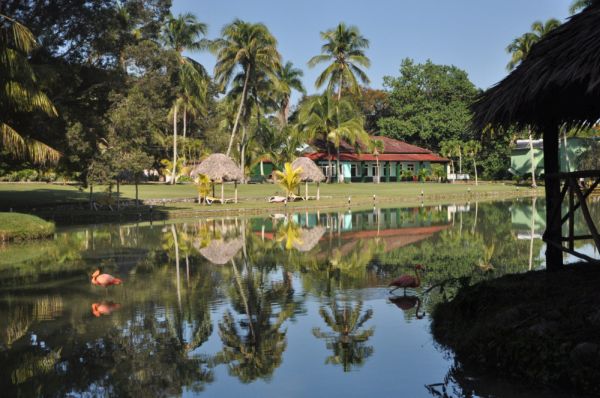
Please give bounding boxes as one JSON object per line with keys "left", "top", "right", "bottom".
{"left": 350, "top": 163, "right": 360, "bottom": 177}
{"left": 406, "top": 163, "right": 415, "bottom": 172}
{"left": 320, "top": 164, "right": 336, "bottom": 177}
{"left": 390, "top": 162, "right": 397, "bottom": 177}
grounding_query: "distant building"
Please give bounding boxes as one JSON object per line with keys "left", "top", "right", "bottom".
{"left": 510, "top": 137, "right": 600, "bottom": 177}
{"left": 304, "top": 136, "right": 449, "bottom": 182}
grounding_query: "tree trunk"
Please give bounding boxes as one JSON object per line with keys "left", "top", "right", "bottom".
{"left": 529, "top": 130, "right": 537, "bottom": 187}
{"left": 171, "top": 225, "right": 181, "bottom": 309}
{"left": 562, "top": 127, "right": 570, "bottom": 173}
{"left": 240, "top": 125, "right": 247, "bottom": 184}
{"left": 135, "top": 179, "right": 139, "bottom": 207}
{"left": 305, "top": 181, "right": 308, "bottom": 200}
{"left": 116, "top": 179, "right": 120, "bottom": 210}
{"left": 89, "top": 184, "right": 93, "bottom": 210}
{"left": 458, "top": 149, "right": 462, "bottom": 174}
{"left": 183, "top": 106, "right": 187, "bottom": 140}
{"left": 543, "top": 124, "right": 564, "bottom": 270}
{"left": 376, "top": 158, "right": 380, "bottom": 184}
{"left": 473, "top": 158, "right": 478, "bottom": 186}
{"left": 221, "top": 182, "right": 225, "bottom": 204}
{"left": 234, "top": 181, "right": 238, "bottom": 204}
{"left": 327, "top": 146, "right": 333, "bottom": 183}
{"left": 260, "top": 160, "right": 264, "bottom": 176}
{"left": 172, "top": 105, "right": 178, "bottom": 185}
{"left": 336, "top": 151, "right": 341, "bottom": 183}
{"left": 227, "top": 65, "right": 251, "bottom": 157}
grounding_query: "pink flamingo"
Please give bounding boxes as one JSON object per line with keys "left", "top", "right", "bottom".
{"left": 91, "top": 269, "right": 123, "bottom": 290}
{"left": 388, "top": 264, "right": 423, "bottom": 294}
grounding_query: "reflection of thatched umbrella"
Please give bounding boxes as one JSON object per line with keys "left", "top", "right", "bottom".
{"left": 293, "top": 226, "right": 326, "bottom": 252}
{"left": 195, "top": 237, "right": 244, "bottom": 265}
{"left": 190, "top": 153, "right": 243, "bottom": 203}
{"left": 471, "top": 3, "right": 600, "bottom": 269}
{"left": 292, "top": 157, "right": 326, "bottom": 200}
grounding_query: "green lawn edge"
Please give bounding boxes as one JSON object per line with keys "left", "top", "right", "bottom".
{"left": 0, "top": 212, "right": 55, "bottom": 241}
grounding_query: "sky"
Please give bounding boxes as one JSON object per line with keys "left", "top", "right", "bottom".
{"left": 172, "top": 0, "right": 573, "bottom": 104}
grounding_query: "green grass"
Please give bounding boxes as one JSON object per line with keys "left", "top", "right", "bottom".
{"left": 0, "top": 212, "right": 55, "bottom": 241}
{"left": 0, "top": 181, "right": 538, "bottom": 210}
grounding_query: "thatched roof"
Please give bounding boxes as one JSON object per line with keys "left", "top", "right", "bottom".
{"left": 472, "top": 2, "right": 600, "bottom": 133}
{"left": 292, "top": 226, "right": 326, "bottom": 252}
{"left": 194, "top": 237, "right": 244, "bottom": 265}
{"left": 189, "top": 153, "right": 243, "bottom": 182}
{"left": 292, "top": 157, "right": 326, "bottom": 182}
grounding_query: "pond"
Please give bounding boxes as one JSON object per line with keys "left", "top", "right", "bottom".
{"left": 1, "top": 198, "right": 598, "bottom": 397}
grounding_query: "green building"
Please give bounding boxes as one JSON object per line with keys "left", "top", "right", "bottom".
{"left": 510, "top": 137, "right": 600, "bottom": 177}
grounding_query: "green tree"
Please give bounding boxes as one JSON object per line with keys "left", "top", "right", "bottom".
{"left": 570, "top": 0, "right": 594, "bottom": 14}
{"left": 275, "top": 61, "right": 305, "bottom": 126}
{"left": 162, "top": 12, "right": 208, "bottom": 184}
{"left": 308, "top": 22, "right": 370, "bottom": 100}
{"left": 212, "top": 20, "right": 281, "bottom": 157}
{"left": 464, "top": 140, "right": 482, "bottom": 186}
{"left": 275, "top": 162, "right": 302, "bottom": 198}
{"left": 0, "top": 13, "right": 59, "bottom": 163}
{"left": 506, "top": 19, "right": 561, "bottom": 71}
{"left": 299, "top": 94, "right": 369, "bottom": 182}
{"left": 378, "top": 59, "right": 478, "bottom": 151}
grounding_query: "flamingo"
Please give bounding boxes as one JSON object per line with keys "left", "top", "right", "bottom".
{"left": 91, "top": 269, "right": 122, "bottom": 290}
{"left": 91, "top": 301, "right": 121, "bottom": 317}
{"left": 388, "top": 264, "right": 423, "bottom": 294}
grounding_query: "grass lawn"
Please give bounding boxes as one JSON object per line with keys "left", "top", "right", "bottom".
{"left": 0, "top": 212, "right": 55, "bottom": 241}
{"left": 0, "top": 181, "right": 537, "bottom": 209}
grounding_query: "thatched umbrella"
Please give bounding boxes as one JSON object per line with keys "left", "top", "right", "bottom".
{"left": 194, "top": 237, "right": 244, "bottom": 265}
{"left": 471, "top": 2, "right": 600, "bottom": 269}
{"left": 292, "top": 157, "right": 326, "bottom": 200}
{"left": 190, "top": 153, "right": 243, "bottom": 204}
{"left": 292, "top": 226, "right": 326, "bottom": 252}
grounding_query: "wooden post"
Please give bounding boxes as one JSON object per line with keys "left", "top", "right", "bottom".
{"left": 568, "top": 178, "right": 575, "bottom": 251}
{"left": 543, "top": 124, "right": 564, "bottom": 270}
{"left": 221, "top": 182, "right": 225, "bottom": 204}
{"left": 305, "top": 181, "right": 308, "bottom": 200}
{"left": 317, "top": 182, "right": 320, "bottom": 201}
{"left": 235, "top": 181, "right": 238, "bottom": 203}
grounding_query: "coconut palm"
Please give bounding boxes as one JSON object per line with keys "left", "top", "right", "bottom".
{"left": 308, "top": 23, "right": 370, "bottom": 100}
{"left": 506, "top": 19, "right": 561, "bottom": 71}
{"left": 212, "top": 20, "right": 281, "bottom": 157}
{"left": 312, "top": 300, "right": 375, "bottom": 372}
{"left": 0, "top": 13, "right": 60, "bottom": 163}
{"left": 162, "top": 12, "right": 208, "bottom": 183}
{"left": 464, "top": 140, "right": 481, "bottom": 186}
{"left": 299, "top": 94, "right": 369, "bottom": 182}
{"left": 275, "top": 61, "right": 305, "bottom": 125}
{"left": 570, "top": 0, "right": 594, "bottom": 14}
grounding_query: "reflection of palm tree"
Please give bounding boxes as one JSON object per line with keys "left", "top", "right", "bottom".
{"left": 216, "top": 260, "right": 298, "bottom": 382}
{"left": 276, "top": 219, "right": 302, "bottom": 250}
{"left": 312, "top": 300, "right": 374, "bottom": 372}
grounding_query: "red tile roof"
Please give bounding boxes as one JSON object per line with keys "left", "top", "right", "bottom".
{"left": 307, "top": 135, "right": 449, "bottom": 163}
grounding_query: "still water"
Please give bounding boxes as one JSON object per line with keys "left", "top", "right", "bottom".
{"left": 1, "top": 198, "right": 598, "bottom": 397}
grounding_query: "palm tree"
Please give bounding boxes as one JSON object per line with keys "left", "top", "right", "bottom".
{"left": 299, "top": 94, "right": 369, "bottom": 182}
{"left": 506, "top": 19, "right": 561, "bottom": 71}
{"left": 0, "top": 13, "right": 60, "bottom": 163}
{"left": 212, "top": 20, "right": 281, "bottom": 157}
{"left": 464, "top": 140, "right": 481, "bottom": 186}
{"left": 275, "top": 162, "right": 302, "bottom": 198}
{"left": 570, "top": 0, "right": 594, "bottom": 14}
{"left": 275, "top": 61, "right": 305, "bottom": 125}
{"left": 162, "top": 12, "right": 208, "bottom": 183}
{"left": 308, "top": 23, "right": 370, "bottom": 100}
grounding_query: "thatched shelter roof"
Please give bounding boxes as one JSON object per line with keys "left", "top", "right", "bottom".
{"left": 190, "top": 153, "right": 243, "bottom": 182}
{"left": 292, "top": 226, "right": 326, "bottom": 252}
{"left": 194, "top": 237, "right": 244, "bottom": 265}
{"left": 292, "top": 157, "right": 326, "bottom": 182}
{"left": 472, "top": 2, "right": 600, "bottom": 133}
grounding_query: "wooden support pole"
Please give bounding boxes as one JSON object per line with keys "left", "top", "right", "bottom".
{"left": 235, "top": 181, "right": 238, "bottom": 204}
{"left": 573, "top": 182, "right": 600, "bottom": 250}
{"left": 543, "top": 124, "right": 563, "bottom": 270}
{"left": 569, "top": 178, "right": 575, "bottom": 251}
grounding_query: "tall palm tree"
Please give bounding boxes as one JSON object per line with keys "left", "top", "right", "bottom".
{"left": 275, "top": 61, "right": 305, "bottom": 125}
{"left": 0, "top": 13, "right": 60, "bottom": 163}
{"left": 212, "top": 20, "right": 281, "bottom": 157}
{"left": 308, "top": 23, "right": 370, "bottom": 100}
{"left": 162, "top": 12, "right": 208, "bottom": 183}
{"left": 464, "top": 140, "right": 481, "bottom": 186}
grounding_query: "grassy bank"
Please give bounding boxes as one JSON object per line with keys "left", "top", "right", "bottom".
{"left": 432, "top": 264, "right": 600, "bottom": 396}
{"left": 0, "top": 212, "right": 55, "bottom": 241}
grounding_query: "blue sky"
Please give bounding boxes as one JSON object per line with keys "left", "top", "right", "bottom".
{"left": 173, "top": 0, "right": 572, "bottom": 103}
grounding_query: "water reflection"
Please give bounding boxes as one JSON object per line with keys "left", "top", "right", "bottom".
{"left": 0, "top": 200, "right": 596, "bottom": 397}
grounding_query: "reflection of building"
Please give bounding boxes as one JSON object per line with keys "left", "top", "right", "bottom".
{"left": 305, "top": 136, "right": 449, "bottom": 182}
{"left": 510, "top": 202, "right": 546, "bottom": 238}
{"left": 510, "top": 137, "right": 600, "bottom": 178}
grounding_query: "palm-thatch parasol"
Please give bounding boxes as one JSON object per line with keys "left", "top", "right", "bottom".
{"left": 194, "top": 237, "right": 244, "bottom": 265}
{"left": 292, "top": 226, "right": 326, "bottom": 252}
{"left": 190, "top": 153, "right": 243, "bottom": 204}
{"left": 292, "top": 157, "right": 326, "bottom": 200}
{"left": 471, "top": 2, "right": 600, "bottom": 269}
